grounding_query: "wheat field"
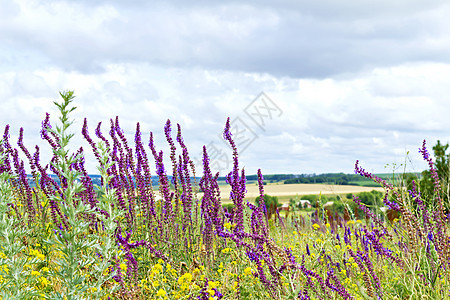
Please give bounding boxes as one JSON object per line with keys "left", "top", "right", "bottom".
{"left": 214, "top": 183, "right": 384, "bottom": 202}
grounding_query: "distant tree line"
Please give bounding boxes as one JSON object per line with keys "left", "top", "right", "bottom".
{"left": 218, "top": 173, "right": 402, "bottom": 186}
{"left": 218, "top": 174, "right": 299, "bottom": 182}
{"left": 284, "top": 173, "right": 366, "bottom": 185}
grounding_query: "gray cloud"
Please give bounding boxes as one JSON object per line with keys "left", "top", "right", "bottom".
{"left": 2, "top": 0, "right": 450, "bottom": 78}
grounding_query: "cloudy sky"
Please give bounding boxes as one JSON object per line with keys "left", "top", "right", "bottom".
{"left": 1, "top": 0, "right": 450, "bottom": 176}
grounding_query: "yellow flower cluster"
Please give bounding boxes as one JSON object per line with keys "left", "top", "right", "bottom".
{"left": 0, "top": 258, "right": 8, "bottom": 284}
{"left": 29, "top": 248, "right": 45, "bottom": 260}
{"left": 221, "top": 248, "right": 232, "bottom": 254}
{"left": 178, "top": 272, "right": 193, "bottom": 291}
{"left": 120, "top": 262, "right": 127, "bottom": 272}
{"left": 243, "top": 267, "right": 252, "bottom": 276}
{"left": 39, "top": 276, "right": 50, "bottom": 288}
{"left": 0, "top": 264, "right": 9, "bottom": 274}
{"left": 205, "top": 280, "right": 221, "bottom": 299}
{"left": 346, "top": 256, "right": 358, "bottom": 269}
{"left": 156, "top": 288, "right": 167, "bottom": 298}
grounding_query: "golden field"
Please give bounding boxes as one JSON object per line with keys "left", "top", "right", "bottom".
{"left": 210, "top": 183, "right": 385, "bottom": 203}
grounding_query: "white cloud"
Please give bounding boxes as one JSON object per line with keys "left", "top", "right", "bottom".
{"left": 2, "top": 60, "right": 448, "bottom": 174}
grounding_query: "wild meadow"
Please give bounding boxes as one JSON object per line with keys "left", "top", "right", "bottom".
{"left": 0, "top": 91, "right": 449, "bottom": 299}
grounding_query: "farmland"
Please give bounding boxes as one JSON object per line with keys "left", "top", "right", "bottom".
{"left": 218, "top": 183, "right": 384, "bottom": 202}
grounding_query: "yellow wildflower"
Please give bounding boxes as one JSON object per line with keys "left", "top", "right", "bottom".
{"left": 39, "top": 277, "right": 50, "bottom": 287}
{"left": 156, "top": 289, "right": 166, "bottom": 297}
{"left": 120, "top": 263, "right": 127, "bottom": 271}
{"left": 178, "top": 272, "right": 193, "bottom": 285}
